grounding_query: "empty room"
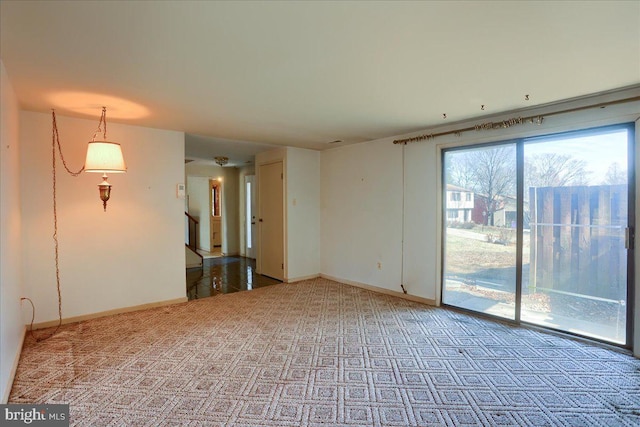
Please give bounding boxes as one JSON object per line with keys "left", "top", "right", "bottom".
{"left": 1, "top": 1, "right": 639, "bottom": 426}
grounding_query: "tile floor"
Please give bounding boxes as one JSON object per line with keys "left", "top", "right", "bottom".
{"left": 186, "top": 256, "right": 281, "bottom": 300}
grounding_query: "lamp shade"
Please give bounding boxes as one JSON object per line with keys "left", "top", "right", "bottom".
{"left": 84, "top": 141, "right": 127, "bottom": 173}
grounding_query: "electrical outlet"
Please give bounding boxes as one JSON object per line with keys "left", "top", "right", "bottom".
{"left": 377, "top": 262, "right": 382, "bottom": 270}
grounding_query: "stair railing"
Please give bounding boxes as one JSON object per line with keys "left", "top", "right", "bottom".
{"left": 185, "top": 211, "right": 200, "bottom": 252}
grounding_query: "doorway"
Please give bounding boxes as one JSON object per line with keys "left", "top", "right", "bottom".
{"left": 258, "top": 161, "right": 284, "bottom": 280}
{"left": 245, "top": 175, "right": 256, "bottom": 259}
{"left": 442, "top": 124, "right": 634, "bottom": 346}
{"left": 210, "top": 179, "right": 222, "bottom": 253}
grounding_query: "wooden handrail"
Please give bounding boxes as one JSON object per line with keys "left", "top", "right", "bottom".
{"left": 185, "top": 211, "right": 203, "bottom": 268}
{"left": 185, "top": 211, "right": 199, "bottom": 252}
{"left": 185, "top": 211, "right": 199, "bottom": 224}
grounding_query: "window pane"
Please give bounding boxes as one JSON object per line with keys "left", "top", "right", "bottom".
{"left": 443, "top": 144, "right": 517, "bottom": 320}
{"left": 522, "top": 128, "right": 629, "bottom": 344}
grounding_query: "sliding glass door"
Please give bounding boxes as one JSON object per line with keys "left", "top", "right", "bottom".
{"left": 442, "top": 125, "right": 634, "bottom": 346}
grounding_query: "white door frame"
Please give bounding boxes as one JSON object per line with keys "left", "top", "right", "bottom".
{"left": 245, "top": 175, "right": 256, "bottom": 259}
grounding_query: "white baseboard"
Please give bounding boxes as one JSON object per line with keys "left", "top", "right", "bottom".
{"left": 31, "top": 297, "right": 188, "bottom": 330}
{"left": 1, "top": 325, "right": 26, "bottom": 404}
{"left": 320, "top": 274, "right": 436, "bottom": 306}
{"left": 285, "top": 274, "right": 320, "bottom": 283}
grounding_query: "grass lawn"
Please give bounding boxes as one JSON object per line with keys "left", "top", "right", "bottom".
{"left": 444, "top": 225, "right": 624, "bottom": 330}
{"left": 444, "top": 227, "right": 529, "bottom": 276}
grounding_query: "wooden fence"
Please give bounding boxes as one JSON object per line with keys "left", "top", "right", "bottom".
{"left": 528, "top": 184, "right": 627, "bottom": 301}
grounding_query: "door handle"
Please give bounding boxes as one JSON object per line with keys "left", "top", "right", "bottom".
{"left": 626, "top": 226, "right": 634, "bottom": 249}
{"left": 251, "top": 222, "right": 256, "bottom": 225}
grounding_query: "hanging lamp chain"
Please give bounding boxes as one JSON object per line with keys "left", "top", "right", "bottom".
{"left": 29, "top": 109, "right": 93, "bottom": 342}
{"left": 51, "top": 110, "right": 85, "bottom": 176}
{"left": 91, "top": 106, "right": 108, "bottom": 141}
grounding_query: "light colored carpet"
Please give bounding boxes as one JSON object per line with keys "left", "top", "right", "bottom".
{"left": 9, "top": 278, "right": 640, "bottom": 426}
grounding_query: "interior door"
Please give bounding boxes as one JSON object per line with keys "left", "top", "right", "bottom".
{"left": 245, "top": 175, "right": 256, "bottom": 259}
{"left": 258, "top": 162, "right": 284, "bottom": 280}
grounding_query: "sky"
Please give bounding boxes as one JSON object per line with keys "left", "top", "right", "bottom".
{"left": 524, "top": 127, "right": 629, "bottom": 185}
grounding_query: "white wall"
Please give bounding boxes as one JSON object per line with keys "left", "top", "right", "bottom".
{"left": 222, "top": 167, "right": 240, "bottom": 255}
{"left": 0, "top": 61, "right": 24, "bottom": 403}
{"left": 185, "top": 162, "right": 240, "bottom": 255}
{"left": 403, "top": 141, "right": 439, "bottom": 301}
{"left": 286, "top": 147, "right": 320, "bottom": 280}
{"left": 20, "top": 111, "right": 186, "bottom": 323}
{"left": 320, "top": 140, "right": 404, "bottom": 290}
{"left": 186, "top": 176, "right": 211, "bottom": 252}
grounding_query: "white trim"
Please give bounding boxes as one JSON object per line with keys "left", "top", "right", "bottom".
{"left": 435, "top": 145, "right": 443, "bottom": 307}
{"left": 320, "top": 274, "right": 436, "bottom": 306}
{"left": 401, "top": 143, "right": 405, "bottom": 291}
{"left": 285, "top": 274, "right": 320, "bottom": 283}
{"left": 1, "top": 326, "right": 26, "bottom": 404}
{"left": 635, "top": 117, "right": 640, "bottom": 358}
{"left": 30, "top": 297, "right": 188, "bottom": 330}
{"left": 283, "top": 155, "right": 288, "bottom": 282}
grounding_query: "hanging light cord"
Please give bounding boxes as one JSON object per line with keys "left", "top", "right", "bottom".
{"left": 91, "top": 106, "right": 107, "bottom": 141}
{"left": 20, "top": 297, "right": 41, "bottom": 342}
{"left": 52, "top": 110, "right": 84, "bottom": 176}
{"left": 24, "top": 110, "right": 85, "bottom": 342}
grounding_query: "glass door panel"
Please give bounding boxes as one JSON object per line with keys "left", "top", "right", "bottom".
{"left": 522, "top": 128, "right": 630, "bottom": 344}
{"left": 443, "top": 144, "right": 518, "bottom": 320}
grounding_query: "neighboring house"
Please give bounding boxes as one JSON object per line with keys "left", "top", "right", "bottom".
{"left": 445, "top": 184, "right": 474, "bottom": 223}
{"left": 473, "top": 194, "right": 529, "bottom": 228}
{"left": 493, "top": 195, "right": 518, "bottom": 228}
{"left": 472, "top": 194, "right": 491, "bottom": 225}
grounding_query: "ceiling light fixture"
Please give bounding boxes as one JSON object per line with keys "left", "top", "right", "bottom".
{"left": 214, "top": 156, "right": 229, "bottom": 167}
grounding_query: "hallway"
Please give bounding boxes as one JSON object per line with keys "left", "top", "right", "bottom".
{"left": 186, "top": 256, "right": 281, "bottom": 300}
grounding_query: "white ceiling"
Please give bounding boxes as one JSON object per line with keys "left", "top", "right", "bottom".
{"left": 1, "top": 1, "right": 639, "bottom": 161}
